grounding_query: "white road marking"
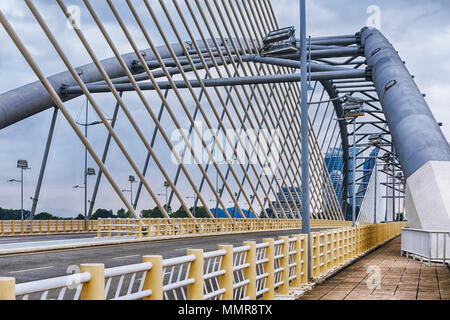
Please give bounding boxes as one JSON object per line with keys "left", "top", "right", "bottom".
{"left": 9, "top": 266, "right": 55, "bottom": 274}
{"left": 112, "top": 255, "right": 140, "bottom": 260}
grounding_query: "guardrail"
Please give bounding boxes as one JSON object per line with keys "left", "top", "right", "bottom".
{"left": 96, "top": 218, "right": 353, "bottom": 238}
{"left": 0, "top": 220, "right": 97, "bottom": 236}
{"left": 0, "top": 222, "right": 406, "bottom": 300}
{"left": 401, "top": 228, "right": 450, "bottom": 266}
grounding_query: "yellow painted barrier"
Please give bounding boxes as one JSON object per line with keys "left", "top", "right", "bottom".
{"left": 0, "top": 220, "right": 98, "bottom": 236}
{"left": 0, "top": 222, "right": 407, "bottom": 300}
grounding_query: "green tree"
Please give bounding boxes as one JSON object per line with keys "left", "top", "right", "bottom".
{"left": 0, "top": 208, "right": 31, "bottom": 220}
{"left": 170, "top": 206, "right": 189, "bottom": 218}
{"left": 75, "top": 214, "right": 85, "bottom": 220}
{"left": 117, "top": 208, "right": 132, "bottom": 219}
{"left": 91, "top": 209, "right": 115, "bottom": 220}
{"left": 192, "top": 207, "right": 210, "bottom": 218}
{"left": 34, "top": 212, "right": 56, "bottom": 220}
{"left": 141, "top": 208, "right": 164, "bottom": 218}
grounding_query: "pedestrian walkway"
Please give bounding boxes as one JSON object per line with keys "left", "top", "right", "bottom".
{"left": 299, "top": 237, "right": 450, "bottom": 300}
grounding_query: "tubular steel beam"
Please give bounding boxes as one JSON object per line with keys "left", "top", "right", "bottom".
{"left": 30, "top": 107, "right": 58, "bottom": 219}
{"left": 361, "top": 27, "right": 450, "bottom": 178}
{"left": 63, "top": 70, "right": 367, "bottom": 94}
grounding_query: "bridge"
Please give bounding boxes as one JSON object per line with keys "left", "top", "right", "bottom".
{"left": 0, "top": 0, "right": 449, "bottom": 301}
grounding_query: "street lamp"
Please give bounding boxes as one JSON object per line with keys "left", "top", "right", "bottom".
{"left": 186, "top": 195, "right": 196, "bottom": 218}
{"left": 163, "top": 181, "right": 170, "bottom": 211}
{"left": 76, "top": 98, "right": 110, "bottom": 223}
{"left": 8, "top": 160, "right": 31, "bottom": 220}
{"left": 122, "top": 175, "right": 137, "bottom": 205}
{"left": 74, "top": 167, "right": 96, "bottom": 229}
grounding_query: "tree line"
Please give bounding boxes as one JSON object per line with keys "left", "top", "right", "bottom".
{"left": 0, "top": 206, "right": 210, "bottom": 220}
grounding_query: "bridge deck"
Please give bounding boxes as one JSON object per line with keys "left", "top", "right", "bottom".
{"left": 299, "top": 237, "right": 450, "bottom": 300}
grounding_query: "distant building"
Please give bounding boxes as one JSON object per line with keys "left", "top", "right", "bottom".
{"left": 324, "top": 147, "right": 360, "bottom": 205}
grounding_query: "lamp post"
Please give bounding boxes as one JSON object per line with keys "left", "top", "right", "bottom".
{"left": 186, "top": 195, "right": 196, "bottom": 218}
{"left": 164, "top": 181, "right": 170, "bottom": 211}
{"left": 76, "top": 98, "right": 110, "bottom": 226}
{"left": 74, "top": 167, "right": 96, "bottom": 229}
{"left": 122, "top": 175, "right": 137, "bottom": 205}
{"left": 8, "top": 160, "right": 31, "bottom": 220}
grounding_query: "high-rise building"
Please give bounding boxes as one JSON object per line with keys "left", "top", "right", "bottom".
{"left": 324, "top": 147, "right": 359, "bottom": 204}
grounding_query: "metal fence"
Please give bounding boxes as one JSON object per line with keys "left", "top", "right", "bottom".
{"left": 0, "top": 222, "right": 406, "bottom": 300}
{"left": 0, "top": 220, "right": 97, "bottom": 236}
{"left": 96, "top": 218, "right": 353, "bottom": 238}
{"left": 401, "top": 228, "right": 450, "bottom": 266}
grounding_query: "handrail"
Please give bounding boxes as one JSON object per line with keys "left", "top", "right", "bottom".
{"left": 104, "top": 263, "right": 152, "bottom": 278}
{"left": 15, "top": 272, "right": 91, "bottom": 296}
{"left": 1, "top": 222, "right": 407, "bottom": 300}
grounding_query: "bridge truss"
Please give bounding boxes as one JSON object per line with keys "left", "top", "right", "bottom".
{"left": 1, "top": 1, "right": 447, "bottom": 229}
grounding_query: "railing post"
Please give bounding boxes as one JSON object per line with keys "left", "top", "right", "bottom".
{"left": 0, "top": 277, "right": 16, "bottom": 300}
{"left": 218, "top": 245, "right": 234, "bottom": 300}
{"left": 1, "top": 220, "right": 4, "bottom": 236}
{"left": 142, "top": 256, "right": 163, "bottom": 300}
{"left": 279, "top": 236, "right": 290, "bottom": 295}
{"left": 311, "top": 233, "right": 320, "bottom": 279}
{"left": 319, "top": 233, "right": 326, "bottom": 275}
{"left": 292, "top": 235, "right": 303, "bottom": 287}
{"left": 301, "top": 234, "right": 309, "bottom": 284}
{"left": 80, "top": 264, "right": 105, "bottom": 300}
{"left": 137, "top": 219, "right": 143, "bottom": 239}
{"left": 97, "top": 219, "right": 102, "bottom": 238}
{"left": 186, "top": 249, "right": 204, "bottom": 300}
{"left": 243, "top": 241, "right": 257, "bottom": 300}
{"left": 108, "top": 218, "right": 112, "bottom": 237}
{"left": 262, "top": 238, "right": 275, "bottom": 300}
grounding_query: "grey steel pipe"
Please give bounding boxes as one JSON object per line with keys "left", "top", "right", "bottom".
{"left": 321, "top": 80, "right": 349, "bottom": 213}
{"left": 63, "top": 70, "right": 368, "bottom": 94}
{"left": 361, "top": 27, "right": 450, "bottom": 178}
{"left": 0, "top": 39, "right": 231, "bottom": 130}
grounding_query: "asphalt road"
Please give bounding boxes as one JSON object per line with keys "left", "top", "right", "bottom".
{"left": 0, "top": 233, "right": 97, "bottom": 245}
{"left": 0, "top": 229, "right": 319, "bottom": 284}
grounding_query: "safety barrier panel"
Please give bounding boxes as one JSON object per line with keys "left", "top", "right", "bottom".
{"left": 0, "top": 220, "right": 97, "bottom": 236}
{"left": 401, "top": 228, "right": 450, "bottom": 266}
{"left": 0, "top": 222, "right": 405, "bottom": 300}
{"left": 96, "top": 218, "right": 353, "bottom": 238}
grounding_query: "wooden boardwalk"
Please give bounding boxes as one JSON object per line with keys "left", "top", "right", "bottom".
{"left": 299, "top": 237, "right": 450, "bottom": 300}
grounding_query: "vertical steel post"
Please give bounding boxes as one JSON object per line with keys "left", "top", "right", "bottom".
{"left": 392, "top": 146, "right": 396, "bottom": 221}
{"left": 352, "top": 119, "right": 356, "bottom": 226}
{"left": 21, "top": 167, "right": 24, "bottom": 221}
{"left": 300, "top": 0, "right": 311, "bottom": 280}
{"left": 374, "top": 155, "right": 378, "bottom": 224}
{"left": 88, "top": 92, "right": 123, "bottom": 217}
{"left": 31, "top": 107, "right": 58, "bottom": 219}
{"left": 84, "top": 98, "right": 88, "bottom": 230}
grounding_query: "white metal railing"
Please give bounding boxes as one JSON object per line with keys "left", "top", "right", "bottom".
{"left": 203, "top": 250, "right": 226, "bottom": 300}
{"left": 233, "top": 245, "right": 250, "bottom": 300}
{"left": 255, "top": 242, "right": 269, "bottom": 299}
{"left": 2, "top": 223, "right": 405, "bottom": 300}
{"left": 162, "top": 255, "right": 196, "bottom": 300}
{"left": 15, "top": 272, "right": 91, "bottom": 300}
{"left": 104, "top": 263, "right": 152, "bottom": 300}
{"left": 401, "top": 228, "right": 450, "bottom": 265}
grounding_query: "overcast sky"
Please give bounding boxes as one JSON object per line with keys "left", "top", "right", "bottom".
{"left": 0, "top": 0, "right": 449, "bottom": 217}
